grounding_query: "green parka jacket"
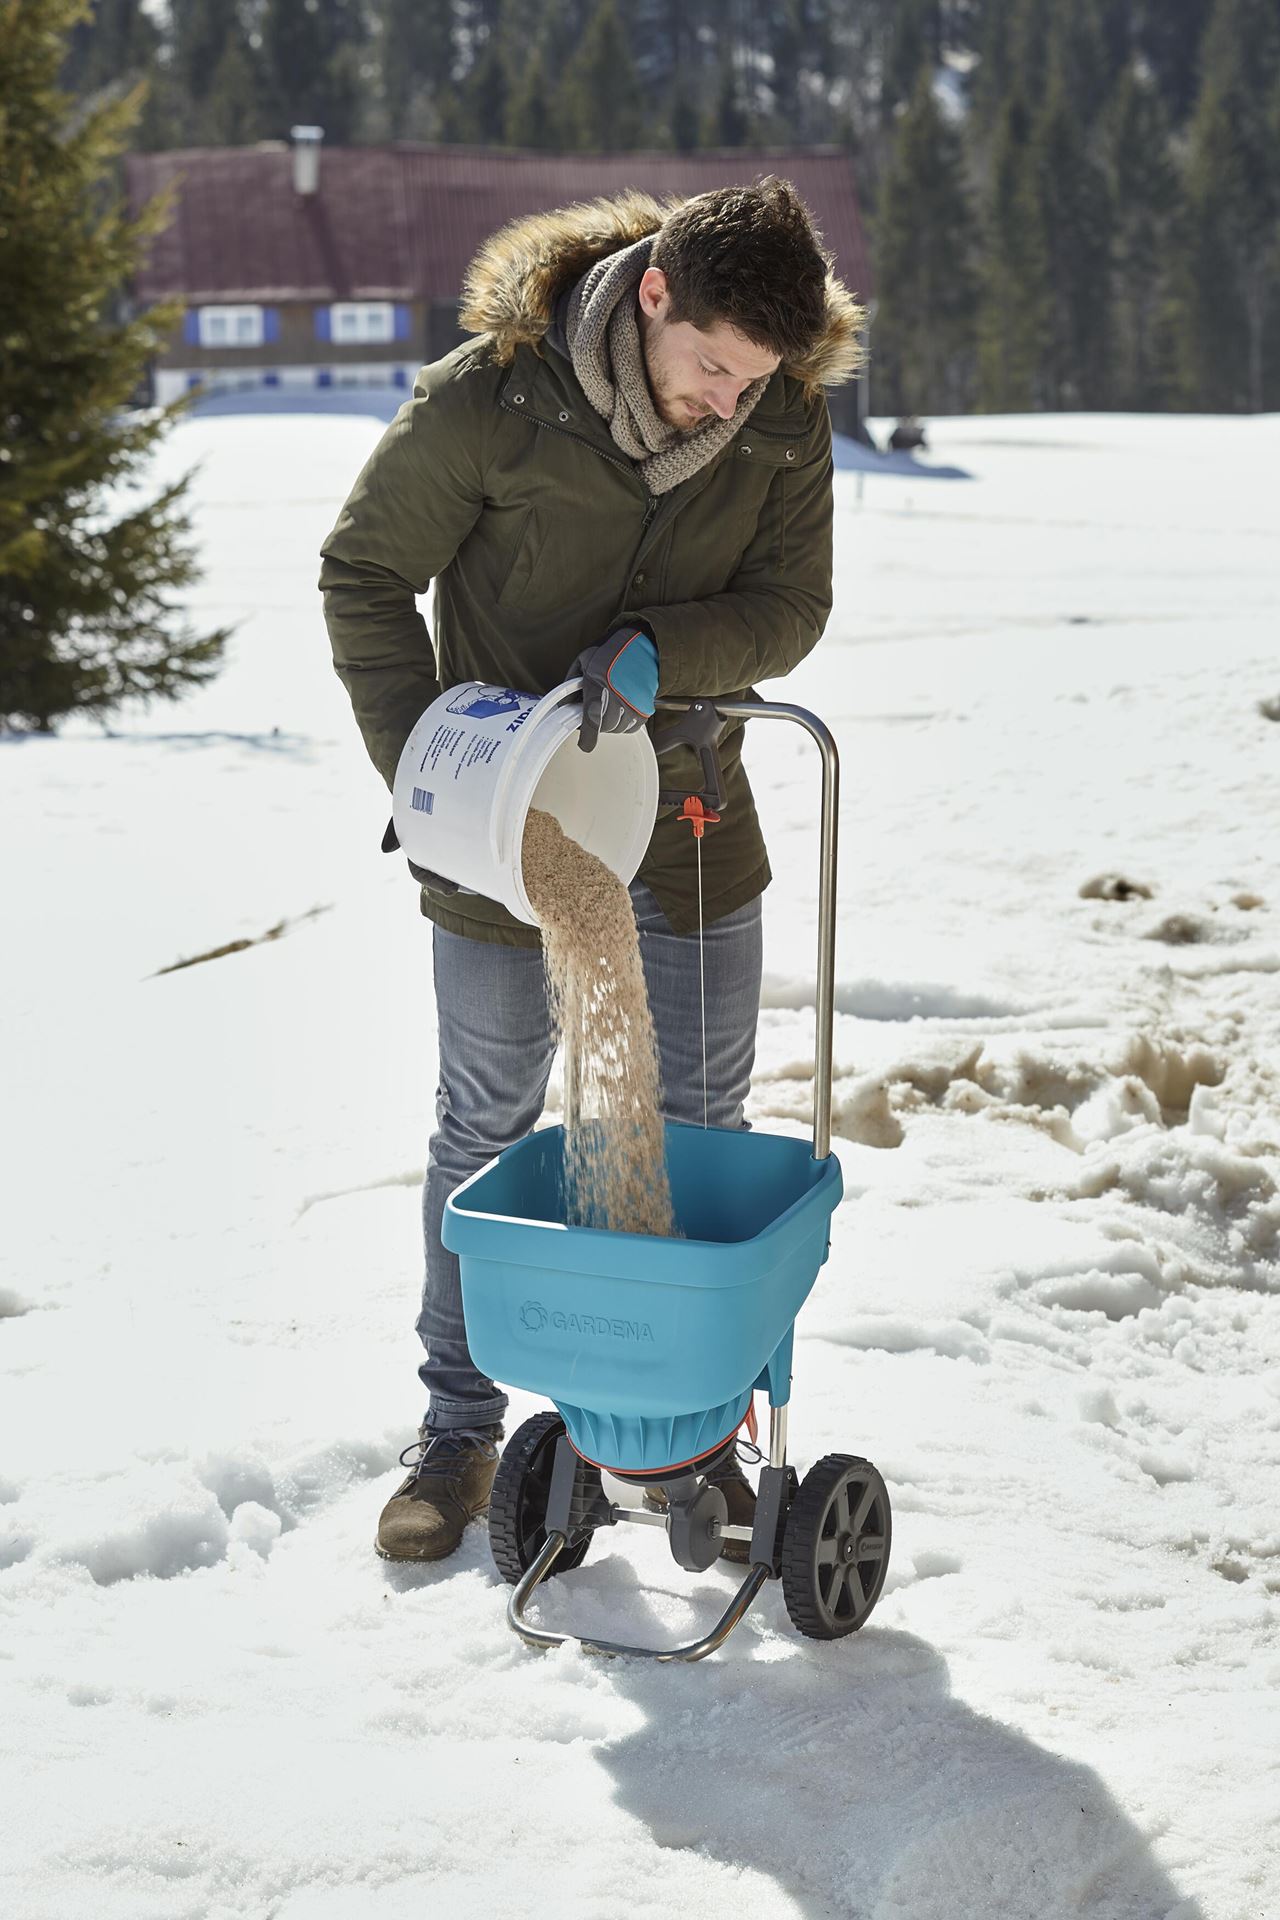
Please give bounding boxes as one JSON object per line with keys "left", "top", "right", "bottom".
{"left": 319, "top": 190, "right": 863, "bottom": 947}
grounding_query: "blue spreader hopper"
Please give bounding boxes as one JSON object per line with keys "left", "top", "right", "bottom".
{"left": 446, "top": 1121, "right": 842, "bottom": 1475}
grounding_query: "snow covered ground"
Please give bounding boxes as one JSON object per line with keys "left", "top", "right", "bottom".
{"left": 2, "top": 407, "right": 1278, "bottom": 1919}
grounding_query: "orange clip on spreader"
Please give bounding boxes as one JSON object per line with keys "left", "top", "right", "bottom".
{"left": 679, "top": 796, "right": 720, "bottom": 839}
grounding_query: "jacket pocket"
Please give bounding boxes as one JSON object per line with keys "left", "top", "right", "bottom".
{"left": 496, "top": 505, "right": 539, "bottom": 606}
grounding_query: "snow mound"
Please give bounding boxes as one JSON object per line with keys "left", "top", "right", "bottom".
{"left": 760, "top": 969, "right": 1027, "bottom": 1021}
{"left": 228, "top": 1500, "right": 282, "bottom": 1559}
{"left": 826, "top": 1315, "right": 990, "bottom": 1363}
{"left": 1070, "top": 1130, "right": 1280, "bottom": 1291}
{"left": 1035, "top": 1266, "right": 1167, "bottom": 1319}
{"left": 51, "top": 1468, "right": 230, "bottom": 1585}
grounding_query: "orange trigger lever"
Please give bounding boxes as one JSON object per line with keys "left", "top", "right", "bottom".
{"left": 679, "top": 796, "right": 720, "bottom": 839}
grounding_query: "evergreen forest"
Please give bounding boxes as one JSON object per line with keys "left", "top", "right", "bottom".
{"left": 62, "top": 0, "right": 1280, "bottom": 415}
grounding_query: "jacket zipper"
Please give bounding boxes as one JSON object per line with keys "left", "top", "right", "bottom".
{"left": 499, "top": 395, "right": 649, "bottom": 502}
{"left": 500, "top": 395, "right": 661, "bottom": 578}
{"left": 501, "top": 388, "right": 789, "bottom": 560}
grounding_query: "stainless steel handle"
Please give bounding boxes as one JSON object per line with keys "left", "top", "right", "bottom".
{"left": 657, "top": 697, "right": 839, "bottom": 1161}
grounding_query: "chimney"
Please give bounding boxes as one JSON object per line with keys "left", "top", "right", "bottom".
{"left": 290, "top": 125, "right": 323, "bottom": 196}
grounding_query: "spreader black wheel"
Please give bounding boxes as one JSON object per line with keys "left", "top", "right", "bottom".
{"left": 488, "top": 1412, "right": 596, "bottom": 1587}
{"left": 780, "top": 1454, "right": 892, "bottom": 1641}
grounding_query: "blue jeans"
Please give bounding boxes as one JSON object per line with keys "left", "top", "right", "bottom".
{"left": 417, "top": 881, "right": 763, "bottom": 1431}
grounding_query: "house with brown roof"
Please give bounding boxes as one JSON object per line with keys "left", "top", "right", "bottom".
{"left": 124, "top": 132, "right": 873, "bottom": 434}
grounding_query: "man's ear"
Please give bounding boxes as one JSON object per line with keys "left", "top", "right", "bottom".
{"left": 637, "top": 266, "right": 669, "bottom": 320}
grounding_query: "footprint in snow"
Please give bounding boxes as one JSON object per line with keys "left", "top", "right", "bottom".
{"left": 1079, "top": 872, "right": 1153, "bottom": 902}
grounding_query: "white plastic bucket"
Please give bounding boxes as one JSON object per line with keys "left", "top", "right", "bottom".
{"left": 391, "top": 679, "right": 659, "bottom": 926}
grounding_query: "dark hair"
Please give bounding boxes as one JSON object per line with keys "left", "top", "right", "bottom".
{"left": 649, "top": 176, "right": 830, "bottom": 366}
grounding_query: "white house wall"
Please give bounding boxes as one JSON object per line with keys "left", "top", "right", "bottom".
{"left": 155, "top": 363, "right": 419, "bottom": 406}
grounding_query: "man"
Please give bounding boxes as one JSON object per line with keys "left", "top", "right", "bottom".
{"left": 320, "top": 177, "right": 862, "bottom": 1563}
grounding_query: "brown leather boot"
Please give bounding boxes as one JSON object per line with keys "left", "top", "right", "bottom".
{"left": 375, "top": 1425, "right": 503, "bottom": 1562}
{"left": 643, "top": 1448, "right": 758, "bottom": 1564}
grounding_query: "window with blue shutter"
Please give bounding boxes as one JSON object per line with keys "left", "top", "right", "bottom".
{"left": 394, "top": 304, "right": 411, "bottom": 342}
{"left": 183, "top": 311, "right": 200, "bottom": 346}
{"left": 263, "top": 308, "right": 280, "bottom": 343}
{"left": 329, "top": 302, "right": 395, "bottom": 344}
{"left": 314, "top": 308, "right": 331, "bottom": 342}
{"left": 196, "top": 306, "right": 265, "bottom": 348}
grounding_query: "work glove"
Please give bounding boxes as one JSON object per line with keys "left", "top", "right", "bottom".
{"left": 571, "top": 626, "right": 659, "bottom": 753}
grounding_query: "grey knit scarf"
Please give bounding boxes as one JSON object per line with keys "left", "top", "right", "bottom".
{"left": 564, "top": 236, "right": 769, "bottom": 496}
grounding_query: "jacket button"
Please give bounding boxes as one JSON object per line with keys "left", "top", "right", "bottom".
{"left": 786, "top": 448, "right": 796, "bottom": 460}
{"left": 633, "top": 572, "right": 646, "bottom": 589}
{"left": 740, "top": 444, "right": 752, "bottom": 455}
{"left": 558, "top": 410, "right": 570, "bottom": 422}
{"left": 513, "top": 392, "right": 525, "bottom": 404}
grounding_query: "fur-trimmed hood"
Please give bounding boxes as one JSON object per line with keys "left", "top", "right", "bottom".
{"left": 458, "top": 189, "right": 865, "bottom": 398}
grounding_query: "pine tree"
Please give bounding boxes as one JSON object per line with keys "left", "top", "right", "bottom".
{"left": 555, "top": 0, "right": 643, "bottom": 150}
{"left": 378, "top": 0, "right": 455, "bottom": 139}
{"left": 875, "top": 67, "right": 979, "bottom": 414}
{"left": 881, "top": 0, "right": 942, "bottom": 122}
{"left": 1095, "top": 0, "right": 1134, "bottom": 84}
{"left": 767, "top": 0, "right": 805, "bottom": 131}
{"left": 1049, "top": 0, "right": 1112, "bottom": 130}
{"left": 61, "top": 0, "right": 181, "bottom": 146}
{"left": 449, "top": 32, "right": 509, "bottom": 143}
{"left": 202, "top": 36, "right": 268, "bottom": 146}
{"left": 669, "top": 82, "right": 700, "bottom": 152}
{"left": 976, "top": 93, "right": 1051, "bottom": 409}
{"left": 1029, "top": 37, "right": 1114, "bottom": 406}
{"left": 170, "top": 0, "right": 240, "bottom": 111}
{"left": 1176, "top": 0, "right": 1280, "bottom": 410}
{"left": 61, "top": 0, "right": 159, "bottom": 101}
{"left": 705, "top": 51, "right": 749, "bottom": 147}
{"left": 505, "top": 45, "right": 555, "bottom": 148}
{"left": 1133, "top": 0, "right": 1213, "bottom": 125}
{"left": 161, "top": 0, "right": 277, "bottom": 146}
{"left": 259, "top": 0, "right": 364, "bottom": 143}
{"left": 531, "top": 0, "right": 583, "bottom": 82}
{"left": 1106, "top": 64, "right": 1180, "bottom": 408}
{"left": 0, "top": 0, "right": 228, "bottom": 732}
{"left": 1009, "top": 0, "right": 1054, "bottom": 111}
{"left": 766, "top": 0, "right": 837, "bottom": 143}
{"left": 973, "top": 0, "right": 1022, "bottom": 130}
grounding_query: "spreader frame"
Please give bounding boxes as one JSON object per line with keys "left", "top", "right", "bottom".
{"left": 457, "top": 698, "right": 883, "bottom": 1660}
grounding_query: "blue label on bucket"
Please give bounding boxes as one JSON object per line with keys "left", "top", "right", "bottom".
{"left": 411, "top": 787, "right": 434, "bottom": 814}
{"left": 445, "top": 687, "right": 527, "bottom": 721}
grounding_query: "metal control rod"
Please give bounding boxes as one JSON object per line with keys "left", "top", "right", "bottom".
{"left": 656, "top": 698, "right": 840, "bottom": 1161}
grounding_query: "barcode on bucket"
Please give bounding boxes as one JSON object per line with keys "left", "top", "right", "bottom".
{"left": 411, "top": 787, "right": 434, "bottom": 815}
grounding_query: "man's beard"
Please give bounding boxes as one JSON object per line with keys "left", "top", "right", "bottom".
{"left": 642, "top": 326, "right": 712, "bottom": 434}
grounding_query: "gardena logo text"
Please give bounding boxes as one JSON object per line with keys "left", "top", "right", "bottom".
{"left": 519, "top": 1299, "right": 654, "bottom": 1344}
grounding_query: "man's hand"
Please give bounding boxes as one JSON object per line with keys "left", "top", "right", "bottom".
{"left": 571, "top": 627, "right": 659, "bottom": 753}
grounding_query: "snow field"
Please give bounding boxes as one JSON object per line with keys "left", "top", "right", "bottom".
{"left": 1, "top": 408, "right": 1278, "bottom": 1917}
